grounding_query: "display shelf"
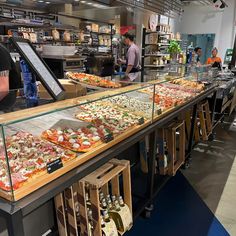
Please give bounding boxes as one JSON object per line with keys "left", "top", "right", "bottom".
{"left": 143, "top": 54, "right": 169, "bottom": 57}
{"left": 144, "top": 64, "right": 167, "bottom": 68}
{"left": 91, "top": 31, "right": 114, "bottom": 36}
{"left": 141, "top": 28, "right": 171, "bottom": 81}
{"left": 158, "top": 43, "right": 170, "bottom": 46}
{"left": 144, "top": 43, "right": 170, "bottom": 47}
{"left": 145, "top": 30, "right": 172, "bottom": 35}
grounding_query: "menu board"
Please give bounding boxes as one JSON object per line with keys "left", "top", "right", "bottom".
{"left": 10, "top": 38, "right": 64, "bottom": 100}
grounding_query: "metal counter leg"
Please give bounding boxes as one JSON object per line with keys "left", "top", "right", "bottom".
{"left": 185, "top": 104, "right": 198, "bottom": 168}
{"left": 6, "top": 211, "right": 25, "bottom": 236}
{"left": 143, "top": 130, "right": 157, "bottom": 218}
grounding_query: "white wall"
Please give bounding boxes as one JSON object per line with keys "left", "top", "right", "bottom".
{"left": 179, "top": 0, "right": 236, "bottom": 59}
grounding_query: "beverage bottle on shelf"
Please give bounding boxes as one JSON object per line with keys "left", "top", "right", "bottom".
{"left": 111, "top": 195, "right": 116, "bottom": 204}
{"left": 106, "top": 194, "right": 112, "bottom": 203}
{"left": 107, "top": 199, "right": 113, "bottom": 211}
{"left": 101, "top": 199, "right": 108, "bottom": 211}
{"left": 88, "top": 209, "right": 94, "bottom": 236}
{"left": 86, "top": 193, "right": 91, "bottom": 208}
{"left": 102, "top": 210, "right": 118, "bottom": 236}
{"left": 118, "top": 196, "right": 125, "bottom": 208}
{"left": 100, "top": 192, "right": 105, "bottom": 202}
{"left": 109, "top": 199, "right": 133, "bottom": 233}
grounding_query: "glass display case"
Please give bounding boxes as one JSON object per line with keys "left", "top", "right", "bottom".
{"left": 0, "top": 78, "right": 208, "bottom": 202}
{"left": 0, "top": 83, "right": 156, "bottom": 201}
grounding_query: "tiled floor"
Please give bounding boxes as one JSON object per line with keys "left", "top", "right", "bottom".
{"left": 215, "top": 156, "right": 236, "bottom": 236}
{"left": 183, "top": 114, "right": 236, "bottom": 235}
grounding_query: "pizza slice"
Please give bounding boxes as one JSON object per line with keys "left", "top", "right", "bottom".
{"left": 42, "top": 125, "right": 111, "bottom": 153}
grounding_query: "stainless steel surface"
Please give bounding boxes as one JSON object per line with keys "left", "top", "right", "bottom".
{"left": 42, "top": 55, "right": 86, "bottom": 61}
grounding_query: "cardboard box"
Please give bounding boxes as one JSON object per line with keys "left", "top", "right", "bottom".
{"left": 38, "top": 79, "right": 87, "bottom": 100}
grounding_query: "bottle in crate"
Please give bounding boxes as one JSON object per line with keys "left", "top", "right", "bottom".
{"left": 101, "top": 199, "right": 108, "bottom": 211}
{"left": 102, "top": 210, "right": 118, "bottom": 236}
{"left": 100, "top": 192, "right": 105, "bottom": 202}
{"left": 88, "top": 209, "right": 94, "bottom": 236}
{"left": 106, "top": 194, "right": 112, "bottom": 204}
{"left": 109, "top": 198, "right": 133, "bottom": 234}
{"left": 111, "top": 195, "right": 116, "bottom": 204}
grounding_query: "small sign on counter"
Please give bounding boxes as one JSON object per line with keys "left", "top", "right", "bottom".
{"left": 47, "top": 158, "right": 63, "bottom": 174}
{"left": 102, "top": 133, "right": 114, "bottom": 143}
{"left": 138, "top": 117, "right": 145, "bottom": 125}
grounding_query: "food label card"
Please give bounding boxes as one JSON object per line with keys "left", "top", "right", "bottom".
{"left": 47, "top": 158, "right": 63, "bottom": 174}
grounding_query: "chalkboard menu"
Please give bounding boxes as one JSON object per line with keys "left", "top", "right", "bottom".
{"left": 10, "top": 38, "right": 65, "bottom": 100}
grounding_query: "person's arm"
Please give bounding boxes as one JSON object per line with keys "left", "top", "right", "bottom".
{"left": 125, "top": 65, "right": 133, "bottom": 75}
{"left": 0, "top": 70, "right": 9, "bottom": 101}
{"left": 117, "top": 58, "right": 126, "bottom": 64}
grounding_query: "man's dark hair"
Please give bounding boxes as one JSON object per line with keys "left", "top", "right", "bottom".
{"left": 194, "top": 47, "right": 202, "bottom": 53}
{"left": 124, "top": 33, "right": 134, "bottom": 41}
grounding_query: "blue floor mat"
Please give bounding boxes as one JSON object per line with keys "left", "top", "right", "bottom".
{"left": 127, "top": 172, "right": 230, "bottom": 236}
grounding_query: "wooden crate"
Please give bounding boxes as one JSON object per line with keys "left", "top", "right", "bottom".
{"left": 158, "top": 121, "right": 185, "bottom": 176}
{"left": 54, "top": 184, "right": 80, "bottom": 236}
{"left": 54, "top": 193, "right": 68, "bottom": 236}
{"left": 195, "top": 101, "right": 212, "bottom": 141}
{"left": 78, "top": 159, "right": 132, "bottom": 236}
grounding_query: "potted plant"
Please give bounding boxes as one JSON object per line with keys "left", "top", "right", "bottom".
{"left": 168, "top": 40, "right": 181, "bottom": 61}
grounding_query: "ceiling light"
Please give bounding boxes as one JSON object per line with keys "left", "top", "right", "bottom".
{"left": 38, "top": 0, "right": 44, "bottom": 2}
{"left": 81, "top": 0, "right": 86, "bottom": 3}
{"left": 45, "top": 1, "right": 50, "bottom": 4}
{"left": 87, "top": 2, "right": 92, "bottom": 5}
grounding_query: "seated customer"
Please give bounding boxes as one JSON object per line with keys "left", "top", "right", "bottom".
{"left": 206, "top": 47, "right": 222, "bottom": 65}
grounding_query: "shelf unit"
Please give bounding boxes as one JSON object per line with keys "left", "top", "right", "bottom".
{"left": 1, "top": 17, "right": 114, "bottom": 56}
{"left": 141, "top": 27, "right": 171, "bottom": 81}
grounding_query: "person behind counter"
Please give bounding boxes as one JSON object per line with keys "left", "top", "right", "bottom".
{"left": 194, "top": 47, "right": 202, "bottom": 64}
{"left": 0, "top": 44, "right": 22, "bottom": 112}
{"left": 206, "top": 47, "right": 222, "bottom": 66}
{"left": 118, "top": 33, "right": 141, "bottom": 76}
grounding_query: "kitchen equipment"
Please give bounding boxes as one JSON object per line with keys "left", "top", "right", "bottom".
{"left": 42, "top": 45, "right": 76, "bottom": 56}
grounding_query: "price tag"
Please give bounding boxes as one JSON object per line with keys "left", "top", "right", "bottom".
{"left": 157, "top": 108, "right": 162, "bottom": 115}
{"left": 138, "top": 117, "right": 145, "bottom": 125}
{"left": 47, "top": 158, "right": 63, "bottom": 174}
{"left": 102, "top": 133, "right": 114, "bottom": 143}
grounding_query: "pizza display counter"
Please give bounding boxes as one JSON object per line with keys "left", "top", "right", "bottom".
{"left": 0, "top": 78, "right": 217, "bottom": 236}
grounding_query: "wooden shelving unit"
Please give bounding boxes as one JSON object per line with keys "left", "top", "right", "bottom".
{"left": 141, "top": 27, "right": 171, "bottom": 81}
